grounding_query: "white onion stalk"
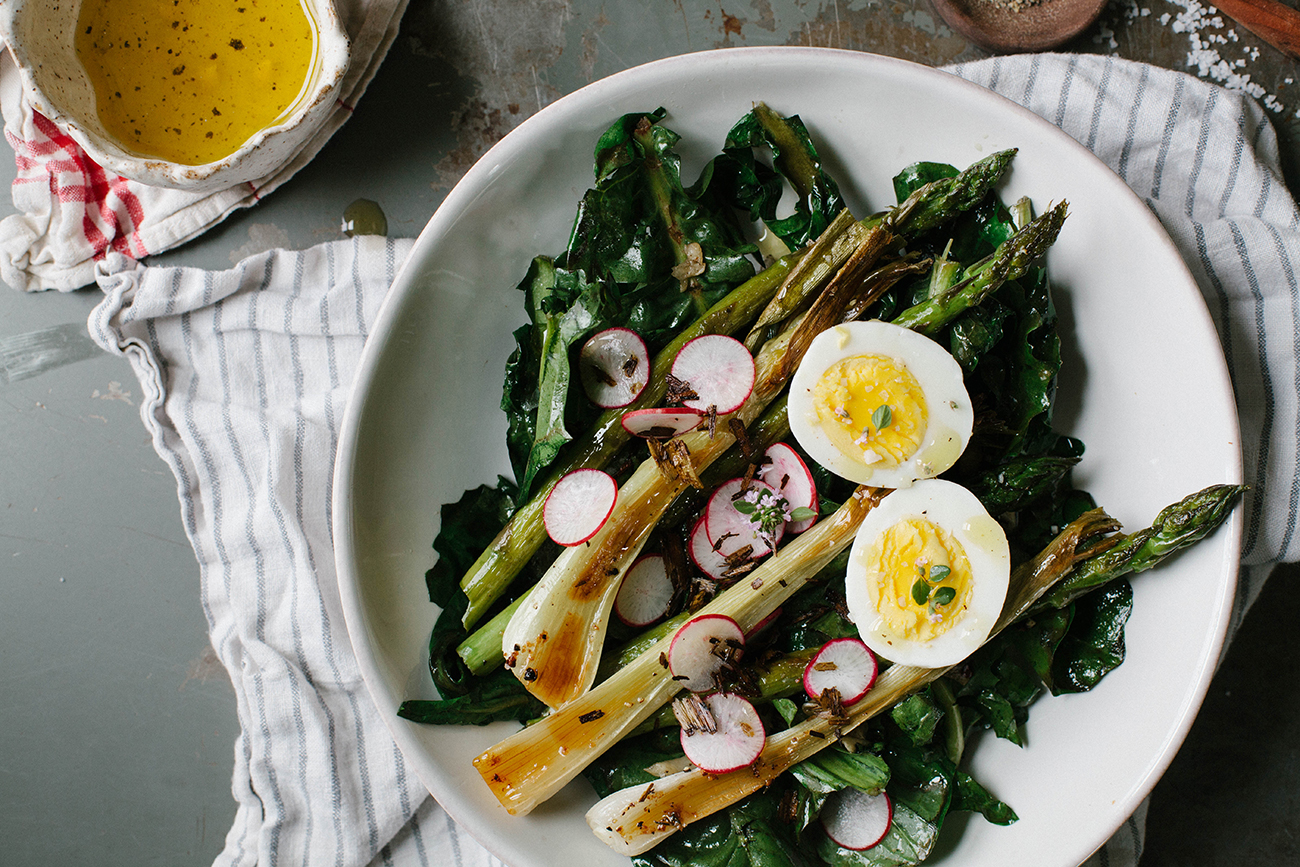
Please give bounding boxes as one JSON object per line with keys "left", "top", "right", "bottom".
{"left": 475, "top": 486, "right": 887, "bottom": 815}
{"left": 498, "top": 225, "right": 891, "bottom": 710}
{"left": 587, "top": 661, "right": 939, "bottom": 856}
{"left": 585, "top": 508, "right": 1124, "bottom": 855}
{"left": 499, "top": 335, "right": 782, "bottom": 708}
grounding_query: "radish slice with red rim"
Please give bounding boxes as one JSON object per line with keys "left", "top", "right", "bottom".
{"left": 668, "top": 613, "right": 745, "bottom": 692}
{"left": 621, "top": 407, "right": 706, "bottom": 439}
{"left": 745, "top": 606, "right": 782, "bottom": 641}
{"left": 688, "top": 515, "right": 731, "bottom": 582}
{"left": 803, "top": 638, "right": 879, "bottom": 705}
{"left": 579, "top": 327, "right": 649, "bottom": 408}
{"left": 821, "top": 788, "right": 892, "bottom": 851}
{"left": 704, "top": 477, "right": 785, "bottom": 559}
{"left": 542, "top": 469, "right": 618, "bottom": 546}
{"left": 689, "top": 511, "right": 768, "bottom": 583}
{"left": 760, "top": 442, "right": 819, "bottom": 533}
{"left": 676, "top": 692, "right": 766, "bottom": 773}
{"left": 614, "top": 554, "right": 674, "bottom": 627}
{"left": 670, "top": 334, "right": 755, "bottom": 415}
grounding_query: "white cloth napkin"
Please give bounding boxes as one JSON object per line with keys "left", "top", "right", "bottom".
{"left": 89, "top": 235, "right": 502, "bottom": 867}
{"left": 0, "top": 0, "right": 409, "bottom": 294}
{"left": 84, "top": 53, "right": 1299, "bottom": 867}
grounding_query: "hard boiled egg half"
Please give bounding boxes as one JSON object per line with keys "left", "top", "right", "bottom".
{"left": 845, "top": 479, "right": 1010, "bottom": 668}
{"left": 788, "top": 320, "right": 973, "bottom": 488}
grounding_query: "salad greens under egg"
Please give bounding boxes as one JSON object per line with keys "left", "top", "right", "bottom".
{"left": 397, "top": 104, "right": 1244, "bottom": 867}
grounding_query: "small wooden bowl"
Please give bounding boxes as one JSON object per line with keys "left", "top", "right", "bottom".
{"left": 929, "top": 0, "right": 1111, "bottom": 53}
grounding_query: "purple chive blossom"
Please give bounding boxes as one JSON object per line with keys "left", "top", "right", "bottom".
{"left": 732, "top": 486, "right": 792, "bottom": 551}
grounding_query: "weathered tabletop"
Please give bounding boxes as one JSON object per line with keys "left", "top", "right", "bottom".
{"left": 3, "top": 1, "right": 1297, "bottom": 865}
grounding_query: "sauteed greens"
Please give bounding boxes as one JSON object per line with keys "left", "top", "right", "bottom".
{"left": 398, "top": 105, "right": 1243, "bottom": 867}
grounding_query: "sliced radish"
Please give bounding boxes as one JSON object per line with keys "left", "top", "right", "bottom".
{"left": 677, "top": 692, "right": 766, "bottom": 773}
{"left": 620, "top": 407, "right": 706, "bottom": 439}
{"left": 668, "top": 613, "right": 745, "bottom": 692}
{"left": 803, "top": 638, "right": 879, "bottom": 705}
{"left": 688, "top": 514, "right": 731, "bottom": 581}
{"left": 670, "top": 334, "right": 755, "bottom": 414}
{"left": 542, "top": 469, "right": 618, "bottom": 546}
{"left": 614, "top": 554, "right": 674, "bottom": 627}
{"left": 704, "top": 477, "right": 785, "bottom": 559}
{"left": 821, "top": 788, "right": 893, "bottom": 851}
{"left": 579, "top": 327, "right": 649, "bottom": 408}
{"left": 745, "top": 606, "right": 783, "bottom": 641}
{"left": 760, "top": 442, "right": 819, "bottom": 534}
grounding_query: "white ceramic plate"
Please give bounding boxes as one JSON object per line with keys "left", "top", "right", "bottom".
{"left": 334, "top": 48, "right": 1242, "bottom": 867}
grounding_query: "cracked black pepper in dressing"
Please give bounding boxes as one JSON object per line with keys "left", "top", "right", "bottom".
{"left": 75, "top": 0, "right": 315, "bottom": 165}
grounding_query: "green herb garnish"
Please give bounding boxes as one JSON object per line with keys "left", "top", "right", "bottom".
{"left": 912, "top": 578, "right": 932, "bottom": 606}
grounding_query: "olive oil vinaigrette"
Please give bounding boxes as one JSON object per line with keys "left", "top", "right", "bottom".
{"left": 75, "top": 0, "right": 317, "bottom": 166}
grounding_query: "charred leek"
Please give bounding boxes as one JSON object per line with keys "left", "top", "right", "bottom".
{"left": 583, "top": 510, "right": 1118, "bottom": 854}
{"left": 474, "top": 486, "right": 886, "bottom": 814}
{"left": 583, "top": 485, "right": 1241, "bottom": 854}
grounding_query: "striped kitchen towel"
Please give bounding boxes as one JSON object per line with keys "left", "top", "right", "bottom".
{"left": 90, "top": 235, "right": 504, "bottom": 867}
{"left": 948, "top": 53, "right": 1296, "bottom": 639}
{"left": 85, "top": 54, "right": 1298, "bottom": 867}
{"left": 0, "top": 0, "right": 410, "bottom": 294}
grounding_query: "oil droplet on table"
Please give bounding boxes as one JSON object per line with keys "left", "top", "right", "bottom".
{"left": 75, "top": 0, "right": 316, "bottom": 166}
{"left": 342, "top": 198, "right": 388, "bottom": 237}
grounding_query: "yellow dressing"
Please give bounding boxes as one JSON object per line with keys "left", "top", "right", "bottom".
{"left": 860, "top": 516, "right": 972, "bottom": 642}
{"left": 75, "top": 0, "right": 317, "bottom": 165}
{"left": 812, "top": 353, "right": 928, "bottom": 470}
{"left": 914, "top": 423, "right": 964, "bottom": 479}
{"left": 961, "top": 512, "right": 1008, "bottom": 559}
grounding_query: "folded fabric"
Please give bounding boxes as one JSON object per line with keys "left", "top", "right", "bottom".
{"left": 91, "top": 236, "right": 504, "bottom": 867}
{"left": 0, "top": 0, "right": 409, "bottom": 294}
{"left": 948, "top": 53, "right": 1297, "bottom": 630}
{"left": 85, "top": 53, "right": 1299, "bottom": 867}
{"left": 950, "top": 53, "right": 1300, "bottom": 865}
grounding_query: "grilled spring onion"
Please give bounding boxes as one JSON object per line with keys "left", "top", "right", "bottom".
{"left": 585, "top": 507, "right": 1122, "bottom": 855}
{"left": 474, "top": 486, "right": 887, "bottom": 815}
{"left": 584, "top": 485, "right": 1243, "bottom": 855}
{"left": 744, "top": 147, "right": 1019, "bottom": 347}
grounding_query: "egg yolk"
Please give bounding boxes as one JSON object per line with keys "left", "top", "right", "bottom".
{"left": 859, "top": 517, "right": 973, "bottom": 642}
{"left": 812, "top": 354, "right": 928, "bottom": 470}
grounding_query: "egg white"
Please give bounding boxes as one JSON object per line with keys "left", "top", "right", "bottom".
{"left": 845, "top": 479, "right": 1010, "bottom": 668}
{"left": 787, "top": 320, "right": 973, "bottom": 488}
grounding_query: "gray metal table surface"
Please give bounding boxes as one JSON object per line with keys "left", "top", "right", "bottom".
{"left": 3, "top": 2, "right": 1297, "bottom": 865}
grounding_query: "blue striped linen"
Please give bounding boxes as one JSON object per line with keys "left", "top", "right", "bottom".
{"left": 86, "top": 54, "right": 1297, "bottom": 867}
